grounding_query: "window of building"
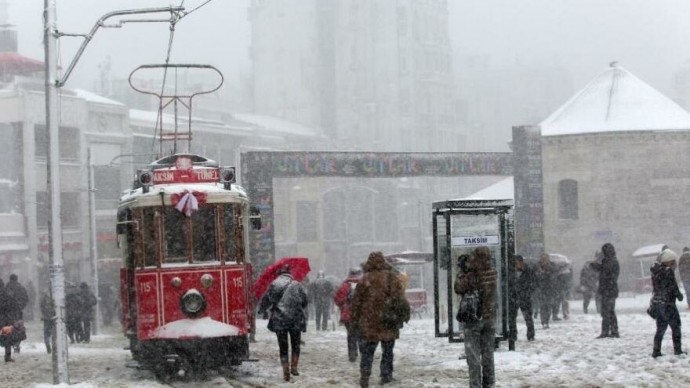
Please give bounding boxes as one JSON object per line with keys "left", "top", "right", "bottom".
{"left": 296, "top": 201, "right": 318, "bottom": 242}
{"left": 34, "top": 125, "right": 80, "bottom": 161}
{"left": 36, "top": 192, "right": 81, "bottom": 229}
{"left": 558, "top": 179, "right": 578, "bottom": 220}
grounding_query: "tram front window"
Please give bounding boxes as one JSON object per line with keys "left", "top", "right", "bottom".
{"left": 223, "top": 204, "right": 245, "bottom": 263}
{"left": 192, "top": 206, "right": 217, "bottom": 262}
{"left": 164, "top": 207, "right": 189, "bottom": 262}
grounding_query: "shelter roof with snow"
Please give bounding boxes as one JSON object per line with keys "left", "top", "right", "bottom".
{"left": 540, "top": 63, "right": 690, "bottom": 136}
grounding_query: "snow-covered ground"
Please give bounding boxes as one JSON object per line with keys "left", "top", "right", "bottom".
{"left": 6, "top": 293, "right": 690, "bottom": 387}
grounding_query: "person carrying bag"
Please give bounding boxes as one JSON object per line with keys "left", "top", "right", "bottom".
{"left": 454, "top": 247, "right": 497, "bottom": 388}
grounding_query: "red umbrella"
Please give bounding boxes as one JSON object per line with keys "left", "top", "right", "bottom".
{"left": 252, "top": 257, "right": 311, "bottom": 300}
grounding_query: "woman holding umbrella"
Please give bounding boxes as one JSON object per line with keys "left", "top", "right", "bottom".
{"left": 258, "top": 264, "right": 309, "bottom": 382}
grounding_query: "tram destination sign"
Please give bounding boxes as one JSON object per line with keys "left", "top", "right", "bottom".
{"left": 452, "top": 235, "right": 500, "bottom": 247}
{"left": 153, "top": 167, "right": 220, "bottom": 184}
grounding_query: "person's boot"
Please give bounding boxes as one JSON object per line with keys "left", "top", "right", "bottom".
{"left": 46, "top": 343, "right": 51, "bottom": 354}
{"left": 359, "top": 377, "right": 369, "bottom": 388}
{"left": 290, "top": 353, "right": 300, "bottom": 376}
{"left": 281, "top": 360, "right": 291, "bottom": 381}
{"left": 673, "top": 336, "right": 683, "bottom": 355}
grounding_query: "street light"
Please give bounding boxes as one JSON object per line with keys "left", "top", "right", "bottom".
{"left": 44, "top": 3, "right": 184, "bottom": 383}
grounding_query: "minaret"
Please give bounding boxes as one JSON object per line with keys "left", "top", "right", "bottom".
{"left": 0, "top": 0, "right": 17, "bottom": 52}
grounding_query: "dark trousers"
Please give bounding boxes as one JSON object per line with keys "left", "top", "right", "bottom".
{"left": 276, "top": 330, "right": 301, "bottom": 362}
{"left": 654, "top": 304, "right": 682, "bottom": 354}
{"left": 600, "top": 296, "right": 618, "bottom": 336}
{"left": 43, "top": 319, "right": 54, "bottom": 352}
{"left": 539, "top": 294, "right": 552, "bottom": 326}
{"left": 4, "top": 344, "right": 10, "bottom": 361}
{"left": 509, "top": 300, "right": 535, "bottom": 340}
{"left": 344, "top": 322, "right": 360, "bottom": 361}
{"left": 464, "top": 320, "right": 495, "bottom": 388}
{"left": 81, "top": 318, "right": 92, "bottom": 343}
{"left": 314, "top": 301, "right": 330, "bottom": 330}
{"left": 582, "top": 292, "right": 600, "bottom": 314}
{"left": 67, "top": 318, "right": 83, "bottom": 343}
{"left": 359, "top": 340, "right": 395, "bottom": 384}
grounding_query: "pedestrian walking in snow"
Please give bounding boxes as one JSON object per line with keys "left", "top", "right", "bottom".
{"left": 65, "top": 283, "right": 84, "bottom": 343}
{"left": 650, "top": 248, "right": 684, "bottom": 357}
{"left": 509, "top": 255, "right": 536, "bottom": 342}
{"left": 677, "top": 247, "right": 690, "bottom": 309}
{"left": 536, "top": 254, "right": 557, "bottom": 328}
{"left": 39, "top": 291, "right": 55, "bottom": 354}
{"left": 591, "top": 243, "right": 620, "bottom": 338}
{"left": 309, "top": 270, "right": 335, "bottom": 331}
{"left": 455, "top": 246, "right": 498, "bottom": 388}
{"left": 351, "top": 251, "right": 408, "bottom": 387}
{"left": 334, "top": 266, "right": 363, "bottom": 362}
{"left": 258, "top": 265, "right": 308, "bottom": 382}
{"left": 579, "top": 259, "right": 600, "bottom": 314}
{"left": 78, "top": 282, "right": 97, "bottom": 343}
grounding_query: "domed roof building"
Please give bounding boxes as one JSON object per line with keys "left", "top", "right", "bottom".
{"left": 513, "top": 63, "right": 690, "bottom": 289}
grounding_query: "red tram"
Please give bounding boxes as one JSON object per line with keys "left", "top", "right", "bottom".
{"left": 116, "top": 65, "right": 260, "bottom": 378}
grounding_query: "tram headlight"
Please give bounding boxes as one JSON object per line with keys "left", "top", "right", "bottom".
{"left": 180, "top": 289, "right": 206, "bottom": 317}
{"left": 200, "top": 274, "right": 214, "bottom": 289}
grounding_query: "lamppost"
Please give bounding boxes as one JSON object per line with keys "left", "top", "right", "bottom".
{"left": 44, "top": 3, "right": 184, "bottom": 383}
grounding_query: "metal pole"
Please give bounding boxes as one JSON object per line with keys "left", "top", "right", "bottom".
{"left": 44, "top": 0, "right": 69, "bottom": 383}
{"left": 88, "top": 148, "right": 100, "bottom": 335}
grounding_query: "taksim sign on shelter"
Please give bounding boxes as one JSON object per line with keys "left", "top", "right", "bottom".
{"left": 452, "top": 235, "right": 500, "bottom": 246}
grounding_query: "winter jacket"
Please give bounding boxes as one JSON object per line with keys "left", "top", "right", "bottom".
{"left": 651, "top": 263, "right": 683, "bottom": 305}
{"left": 79, "top": 288, "right": 98, "bottom": 318}
{"left": 510, "top": 265, "right": 537, "bottom": 305}
{"left": 65, "top": 287, "right": 84, "bottom": 323}
{"left": 351, "top": 255, "right": 406, "bottom": 342}
{"left": 3, "top": 280, "right": 28, "bottom": 321}
{"left": 40, "top": 292, "right": 55, "bottom": 321}
{"left": 591, "top": 243, "right": 620, "bottom": 298}
{"left": 334, "top": 276, "right": 360, "bottom": 323}
{"left": 535, "top": 261, "right": 557, "bottom": 298}
{"left": 455, "top": 266, "right": 498, "bottom": 323}
{"left": 579, "top": 262, "right": 599, "bottom": 293}
{"left": 309, "top": 277, "right": 335, "bottom": 305}
{"left": 258, "top": 273, "right": 308, "bottom": 333}
{"left": 678, "top": 252, "right": 690, "bottom": 281}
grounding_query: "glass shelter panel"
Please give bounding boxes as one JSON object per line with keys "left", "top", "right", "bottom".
{"left": 447, "top": 213, "right": 502, "bottom": 342}
{"left": 433, "top": 212, "right": 449, "bottom": 337}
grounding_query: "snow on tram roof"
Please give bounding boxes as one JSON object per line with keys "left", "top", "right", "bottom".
{"left": 120, "top": 182, "right": 248, "bottom": 204}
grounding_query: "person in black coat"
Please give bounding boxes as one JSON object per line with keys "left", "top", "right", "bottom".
{"left": 509, "top": 255, "right": 537, "bottom": 341}
{"left": 580, "top": 260, "right": 600, "bottom": 314}
{"left": 65, "top": 283, "right": 84, "bottom": 343}
{"left": 535, "top": 254, "right": 557, "bottom": 329}
{"left": 651, "top": 249, "right": 684, "bottom": 357}
{"left": 4, "top": 274, "right": 28, "bottom": 322}
{"left": 258, "top": 265, "right": 308, "bottom": 382}
{"left": 591, "top": 243, "right": 620, "bottom": 338}
{"left": 78, "top": 282, "right": 97, "bottom": 343}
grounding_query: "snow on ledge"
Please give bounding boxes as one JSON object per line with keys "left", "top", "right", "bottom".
{"left": 152, "top": 317, "right": 240, "bottom": 339}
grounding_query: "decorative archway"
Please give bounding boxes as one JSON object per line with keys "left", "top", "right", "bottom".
{"left": 240, "top": 151, "right": 515, "bottom": 273}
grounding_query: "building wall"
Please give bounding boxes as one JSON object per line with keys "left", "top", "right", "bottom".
{"left": 541, "top": 130, "right": 690, "bottom": 288}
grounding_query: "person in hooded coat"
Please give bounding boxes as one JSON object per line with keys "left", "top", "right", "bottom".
{"left": 650, "top": 249, "right": 684, "bottom": 357}
{"left": 455, "top": 246, "right": 498, "bottom": 388}
{"left": 78, "top": 282, "right": 97, "bottom": 343}
{"left": 351, "top": 251, "right": 408, "bottom": 388}
{"left": 258, "top": 265, "right": 308, "bottom": 382}
{"left": 334, "top": 266, "right": 363, "bottom": 362}
{"left": 591, "top": 243, "right": 620, "bottom": 338}
{"left": 509, "top": 255, "right": 536, "bottom": 342}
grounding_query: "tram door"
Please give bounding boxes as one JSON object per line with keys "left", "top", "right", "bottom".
{"left": 432, "top": 199, "right": 513, "bottom": 343}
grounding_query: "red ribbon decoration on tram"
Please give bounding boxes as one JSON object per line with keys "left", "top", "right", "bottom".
{"left": 170, "top": 190, "right": 207, "bottom": 217}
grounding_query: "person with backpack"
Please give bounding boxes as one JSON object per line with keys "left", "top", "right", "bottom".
{"left": 258, "top": 265, "right": 309, "bottom": 382}
{"left": 334, "top": 266, "right": 363, "bottom": 362}
{"left": 454, "top": 247, "right": 498, "bottom": 388}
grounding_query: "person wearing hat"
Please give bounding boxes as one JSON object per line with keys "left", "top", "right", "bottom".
{"left": 258, "top": 264, "right": 309, "bottom": 382}
{"left": 334, "top": 266, "right": 363, "bottom": 362}
{"left": 650, "top": 248, "right": 684, "bottom": 357}
{"left": 677, "top": 247, "right": 690, "bottom": 309}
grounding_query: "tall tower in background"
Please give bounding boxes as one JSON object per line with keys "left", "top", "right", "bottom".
{"left": 0, "top": 0, "right": 17, "bottom": 53}
{"left": 249, "top": 0, "right": 462, "bottom": 152}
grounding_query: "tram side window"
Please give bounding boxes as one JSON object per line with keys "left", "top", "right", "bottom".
{"left": 164, "top": 208, "right": 188, "bottom": 262}
{"left": 192, "top": 206, "right": 217, "bottom": 262}
{"left": 223, "top": 204, "right": 244, "bottom": 262}
{"left": 142, "top": 208, "right": 157, "bottom": 267}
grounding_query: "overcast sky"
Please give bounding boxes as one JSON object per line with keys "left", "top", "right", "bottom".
{"left": 7, "top": 0, "right": 690, "bottom": 99}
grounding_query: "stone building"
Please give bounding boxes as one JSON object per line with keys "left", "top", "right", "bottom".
{"left": 516, "top": 63, "right": 690, "bottom": 290}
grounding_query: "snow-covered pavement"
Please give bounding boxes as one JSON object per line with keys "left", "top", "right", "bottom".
{"left": 6, "top": 293, "right": 690, "bottom": 387}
